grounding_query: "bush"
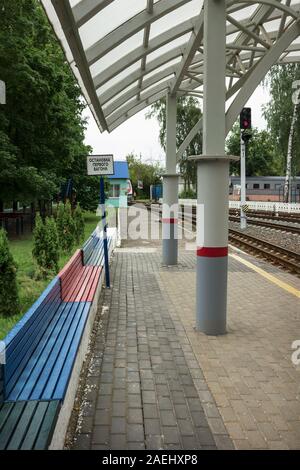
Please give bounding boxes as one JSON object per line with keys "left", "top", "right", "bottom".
{"left": 73, "top": 204, "right": 85, "bottom": 244}
{"left": 56, "top": 201, "right": 76, "bottom": 253}
{"left": 179, "top": 189, "right": 197, "bottom": 199}
{"left": 32, "top": 215, "right": 59, "bottom": 277}
{"left": 0, "top": 228, "right": 20, "bottom": 317}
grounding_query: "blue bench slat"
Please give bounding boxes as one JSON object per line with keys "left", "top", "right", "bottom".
{"left": 89, "top": 239, "right": 104, "bottom": 265}
{"left": 0, "top": 400, "right": 61, "bottom": 450}
{"left": 33, "top": 401, "right": 60, "bottom": 450}
{"left": 6, "top": 400, "right": 37, "bottom": 450}
{"left": 6, "top": 300, "right": 71, "bottom": 400}
{"left": 84, "top": 237, "right": 112, "bottom": 266}
{"left": 5, "top": 280, "right": 61, "bottom": 384}
{"left": 0, "top": 402, "right": 15, "bottom": 433}
{"left": 29, "top": 302, "right": 88, "bottom": 401}
{"left": 20, "top": 401, "right": 49, "bottom": 450}
{"left": 52, "top": 303, "right": 91, "bottom": 400}
{"left": 6, "top": 299, "right": 61, "bottom": 397}
{"left": 84, "top": 235, "right": 112, "bottom": 267}
{"left": 83, "top": 234, "right": 99, "bottom": 264}
{"left": 0, "top": 401, "right": 26, "bottom": 449}
{"left": 6, "top": 291, "right": 61, "bottom": 379}
{"left": 10, "top": 302, "right": 77, "bottom": 401}
{"left": 4, "top": 277, "right": 59, "bottom": 349}
{"left": 43, "top": 303, "right": 90, "bottom": 400}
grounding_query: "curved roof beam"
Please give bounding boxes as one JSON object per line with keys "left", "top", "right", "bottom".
{"left": 226, "top": 20, "right": 300, "bottom": 133}
{"left": 169, "top": 9, "right": 204, "bottom": 95}
{"left": 92, "top": 17, "right": 197, "bottom": 91}
{"left": 100, "top": 46, "right": 186, "bottom": 107}
{"left": 226, "top": 14, "right": 271, "bottom": 49}
{"left": 49, "top": 0, "right": 108, "bottom": 131}
{"left": 72, "top": 0, "right": 115, "bottom": 28}
{"left": 105, "top": 67, "right": 177, "bottom": 119}
{"left": 104, "top": 52, "right": 203, "bottom": 116}
{"left": 107, "top": 79, "right": 173, "bottom": 126}
{"left": 235, "top": 0, "right": 299, "bottom": 19}
{"left": 176, "top": 19, "right": 300, "bottom": 160}
{"left": 109, "top": 89, "right": 168, "bottom": 131}
{"left": 86, "top": 0, "right": 193, "bottom": 66}
{"left": 169, "top": 0, "right": 297, "bottom": 96}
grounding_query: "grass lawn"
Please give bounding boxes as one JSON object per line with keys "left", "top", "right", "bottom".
{"left": 0, "top": 212, "right": 100, "bottom": 340}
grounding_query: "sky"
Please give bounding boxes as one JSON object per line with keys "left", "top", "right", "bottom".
{"left": 83, "top": 84, "right": 271, "bottom": 165}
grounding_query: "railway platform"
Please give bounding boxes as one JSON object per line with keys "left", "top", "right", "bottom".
{"left": 68, "top": 206, "right": 300, "bottom": 450}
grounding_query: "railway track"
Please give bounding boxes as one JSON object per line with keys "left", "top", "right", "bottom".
{"left": 143, "top": 203, "right": 300, "bottom": 275}
{"left": 229, "top": 215, "right": 300, "bottom": 235}
{"left": 229, "top": 209, "right": 300, "bottom": 224}
{"left": 228, "top": 229, "right": 300, "bottom": 275}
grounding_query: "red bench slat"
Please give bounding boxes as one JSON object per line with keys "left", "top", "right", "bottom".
{"left": 58, "top": 249, "right": 102, "bottom": 303}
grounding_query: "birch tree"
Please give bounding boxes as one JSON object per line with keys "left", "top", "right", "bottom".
{"left": 284, "top": 102, "right": 299, "bottom": 202}
{"left": 263, "top": 65, "right": 300, "bottom": 201}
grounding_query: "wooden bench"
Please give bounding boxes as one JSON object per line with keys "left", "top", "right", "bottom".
{"left": 83, "top": 232, "right": 113, "bottom": 266}
{"left": 0, "top": 232, "right": 114, "bottom": 449}
{"left": 0, "top": 400, "right": 60, "bottom": 450}
{"left": 1, "top": 250, "right": 102, "bottom": 403}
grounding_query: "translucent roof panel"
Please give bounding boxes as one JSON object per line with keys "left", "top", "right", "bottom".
{"left": 102, "top": 80, "right": 140, "bottom": 111}
{"left": 147, "top": 33, "right": 193, "bottom": 62}
{"left": 90, "top": 31, "right": 143, "bottom": 78}
{"left": 79, "top": 0, "right": 147, "bottom": 49}
{"left": 97, "top": 61, "right": 141, "bottom": 98}
{"left": 149, "top": 0, "right": 203, "bottom": 41}
{"left": 41, "top": 0, "right": 300, "bottom": 133}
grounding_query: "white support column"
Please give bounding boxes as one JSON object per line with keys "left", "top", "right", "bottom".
{"left": 162, "top": 93, "right": 178, "bottom": 266}
{"left": 195, "top": 0, "right": 230, "bottom": 335}
{"left": 166, "top": 93, "right": 177, "bottom": 174}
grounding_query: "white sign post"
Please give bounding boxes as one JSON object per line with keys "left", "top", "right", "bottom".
{"left": 87, "top": 155, "right": 114, "bottom": 176}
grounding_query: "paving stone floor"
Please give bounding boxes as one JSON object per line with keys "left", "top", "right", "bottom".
{"left": 71, "top": 249, "right": 233, "bottom": 450}
{"left": 70, "top": 206, "right": 300, "bottom": 450}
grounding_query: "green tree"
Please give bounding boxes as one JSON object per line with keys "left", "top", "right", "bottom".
{"left": 147, "top": 96, "right": 202, "bottom": 191}
{"left": 126, "top": 153, "right": 162, "bottom": 199}
{"left": 32, "top": 214, "right": 59, "bottom": 277}
{"left": 70, "top": 154, "right": 99, "bottom": 212}
{"left": 263, "top": 64, "right": 300, "bottom": 177}
{"left": 226, "top": 123, "right": 281, "bottom": 176}
{"left": 0, "top": 0, "right": 90, "bottom": 206}
{"left": 0, "top": 228, "right": 19, "bottom": 317}
{"left": 56, "top": 201, "right": 76, "bottom": 253}
{"left": 73, "top": 204, "right": 85, "bottom": 245}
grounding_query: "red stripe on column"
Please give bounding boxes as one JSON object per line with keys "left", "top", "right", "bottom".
{"left": 197, "top": 247, "right": 228, "bottom": 257}
{"left": 162, "top": 218, "right": 178, "bottom": 224}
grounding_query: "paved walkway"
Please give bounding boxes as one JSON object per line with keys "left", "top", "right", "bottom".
{"left": 69, "top": 207, "right": 300, "bottom": 450}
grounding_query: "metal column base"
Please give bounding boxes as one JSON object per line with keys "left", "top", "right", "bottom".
{"left": 191, "top": 155, "right": 239, "bottom": 336}
{"left": 162, "top": 233, "right": 178, "bottom": 266}
{"left": 196, "top": 256, "right": 228, "bottom": 335}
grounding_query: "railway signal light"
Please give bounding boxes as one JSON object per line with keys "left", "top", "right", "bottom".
{"left": 240, "top": 107, "right": 252, "bottom": 130}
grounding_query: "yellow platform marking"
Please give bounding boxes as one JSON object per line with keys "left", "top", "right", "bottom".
{"left": 230, "top": 253, "right": 300, "bottom": 298}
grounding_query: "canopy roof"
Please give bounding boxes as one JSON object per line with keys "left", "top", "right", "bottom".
{"left": 41, "top": 0, "right": 300, "bottom": 134}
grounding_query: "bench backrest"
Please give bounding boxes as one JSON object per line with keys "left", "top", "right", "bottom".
{"left": 58, "top": 249, "right": 83, "bottom": 301}
{"left": 83, "top": 234, "right": 99, "bottom": 265}
{"left": 3, "top": 278, "right": 61, "bottom": 399}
